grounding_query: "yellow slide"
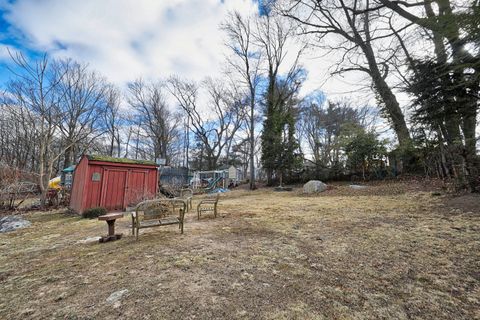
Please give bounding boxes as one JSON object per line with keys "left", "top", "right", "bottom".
{"left": 48, "top": 176, "right": 61, "bottom": 189}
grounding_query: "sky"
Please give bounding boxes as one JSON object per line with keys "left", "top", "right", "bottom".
{"left": 0, "top": 1, "right": 477, "bottom": 152}
{"left": 0, "top": 0, "right": 377, "bottom": 104}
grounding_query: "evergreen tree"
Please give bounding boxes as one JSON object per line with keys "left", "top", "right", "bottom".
{"left": 340, "top": 124, "right": 387, "bottom": 180}
{"left": 407, "top": 58, "right": 479, "bottom": 191}
{"left": 261, "top": 78, "right": 302, "bottom": 186}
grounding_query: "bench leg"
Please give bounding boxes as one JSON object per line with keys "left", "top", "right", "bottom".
{"left": 180, "top": 209, "right": 184, "bottom": 234}
{"left": 131, "top": 215, "right": 135, "bottom": 235}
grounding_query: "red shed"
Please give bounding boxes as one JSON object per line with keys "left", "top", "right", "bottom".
{"left": 70, "top": 155, "right": 159, "bottom": 213}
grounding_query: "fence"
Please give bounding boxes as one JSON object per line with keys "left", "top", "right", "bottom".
{"left": 159, "top": 167, "right": 190, "bottom": 187}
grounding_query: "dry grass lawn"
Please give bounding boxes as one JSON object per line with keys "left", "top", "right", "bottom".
{"left": 0, "top": 181, "right": 479, "bottom": 319}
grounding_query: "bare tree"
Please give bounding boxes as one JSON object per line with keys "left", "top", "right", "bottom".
{"left": 5, "top": 53, "right": 68, "bottom": 206}
{"left": 299, "top": 96, "right": 378, "bottom": 167}
{"left": 278, "top": 0, "right": 412, "bottom": 148}
{"left": 56, "top": 59, "right": 109, "bottom": 168}
{"left": 128, "top": 79, "right": 179, "bottom": 164}
{"left": 205, "top": 77, "right": 247, "bottom": 166}
{"left": 0, "top": 97, "right": 38, "bottom": 170}
{"left": 167, "top": 76, "right": 246, "bottom": 170}
{"left": 222, "top": 11, "right": 263, "bottom": 189}
{"left": 103, "top": 85, "right": 123, "bottom": 157}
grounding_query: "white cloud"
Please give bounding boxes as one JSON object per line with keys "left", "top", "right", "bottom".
{"left": 0, "top": 0, "right": 383, "bottom": 106}
{"left": 1, "top": 0, "right": 258, "bottom": 84}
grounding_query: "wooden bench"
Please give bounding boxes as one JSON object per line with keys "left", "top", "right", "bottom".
{"left": 131, "top": 199, "right": 186, "bottom": 240}
{"left": 197, "top": 194, "right": 220, "bottom": 220}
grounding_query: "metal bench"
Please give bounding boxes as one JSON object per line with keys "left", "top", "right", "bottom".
{"left": 131, "top": 199, "right": 186, "bottom": 240}
{"left": 197, "top": 194, "right": 219, "bottom": 220}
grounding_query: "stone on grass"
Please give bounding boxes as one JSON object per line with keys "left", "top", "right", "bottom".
{"left": 303, "top": 180, "right": 328, "bottom": 194}
{"left": 0, "top": 216, "right": 31, "bottom": 233}
{"left": 76, "top": 236, "right": 101, "bottom": 244}
{"left": 106, "top": 289, "right": 129, "bottom": 308}
{"left": 274, "top": 186, "right": 292, "bottom": 192}
{"left": 349, "top": 184, "right": 367, "bottom": 189}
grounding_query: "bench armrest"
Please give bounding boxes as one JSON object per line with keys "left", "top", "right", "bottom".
{"left": 198, "top": 199, "right": 217, "bottom": 205}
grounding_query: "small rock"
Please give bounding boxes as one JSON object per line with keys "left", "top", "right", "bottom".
{"left": 349, "top": 184, "right": 367, "bottom": 189}
{"left": 106, "top": 289, "right": 129, "bottom": 307}
{"left": 54, "top": 293, "right": 67, "bottom": 301}
{"left": 20, "top": 308, "right": 36, "bottom": 316}
{"left": 76, "top": 237, "right": 101, "bottom": 244}
{"left": 310, "top": 263, "right": 322, "bottom": 270}
{"left": 0, "top": 216, "right": 31, "bottom": 233}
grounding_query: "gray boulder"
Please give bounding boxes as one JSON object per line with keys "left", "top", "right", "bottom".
{"left": 303, "top": 180, "right": 328, "bottom": 194}
{"left": 0, "top": 216, "right": 31, "bottom": 233}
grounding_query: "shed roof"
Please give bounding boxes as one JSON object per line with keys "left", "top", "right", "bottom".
{"left": 86, "top": 155, "right": 158, "bottom": 166}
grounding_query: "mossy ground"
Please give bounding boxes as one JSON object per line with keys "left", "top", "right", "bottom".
{"left": 0, "top": 181, "right": 479, "bottom": 319}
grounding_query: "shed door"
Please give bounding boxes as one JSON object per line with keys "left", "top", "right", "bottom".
{"left": 101, "top": 169, "right": 127, "bottom": 211}
{"left": 125, "top": 170, "right": 147, "bottom": 206}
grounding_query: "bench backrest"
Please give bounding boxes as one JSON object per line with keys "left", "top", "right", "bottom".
{"left": 135, "top": 199, "right": 185, "bottom": 220}
{"left": 205, "top": 193, "right": 220, "bottom": 203}
{"left": 180, "top": 188, "right": 193, "bottom": 198}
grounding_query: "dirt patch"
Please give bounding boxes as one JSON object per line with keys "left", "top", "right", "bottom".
{"left": 440, "top": 194, "right": 480, "bottom": 215}
{"left": 0, "top": 181, "right": 479, "bottom": 319}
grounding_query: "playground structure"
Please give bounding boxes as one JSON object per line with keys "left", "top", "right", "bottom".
{"left": 191, "top": 170, "right": 227, "bottom": 191}
{"left": 190, "top": 166, "right": 243, "bottom": 192}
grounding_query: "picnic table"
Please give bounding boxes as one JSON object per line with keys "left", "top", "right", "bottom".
{"left": 98, "top": 213, "right": 124, "bottom": 242}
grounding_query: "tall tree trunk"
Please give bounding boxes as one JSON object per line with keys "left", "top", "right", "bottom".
{"left": 63, "top": 143, "right": 73, "bottom": 168}
{"left": 249, "top": 99, "right": 256, "bottom": 190}
{"left": 38, "top": 140, "right": 47, "bottom": 208}
{"left": 361, "top": 42, "right": 411, "bottom": 148}
{"left": 109, "top": 133, "right": 115, "bottom": 157}
{"left": 344, "top": 5, "right": 412, "bottom": 148}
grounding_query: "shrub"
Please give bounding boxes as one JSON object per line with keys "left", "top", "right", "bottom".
{"left": 82, "top": 207, "right": 107, "bottom": 219}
